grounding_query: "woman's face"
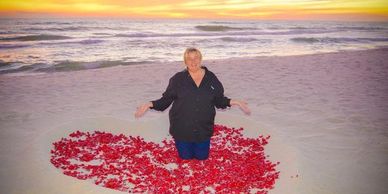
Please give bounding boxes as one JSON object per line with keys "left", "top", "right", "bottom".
{"left": 185, "top": 52, "right": 201, "bottom": 72}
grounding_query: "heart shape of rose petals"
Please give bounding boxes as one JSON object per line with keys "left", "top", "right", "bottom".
{"left": 50, "top": 124, "right": 280, "bottom": 193}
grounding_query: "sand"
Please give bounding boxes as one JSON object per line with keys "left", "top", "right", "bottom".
{"left": 0, "top": 48, "right": 387, "bottom": 194}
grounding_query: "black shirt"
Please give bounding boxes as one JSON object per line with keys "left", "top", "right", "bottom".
{"left": 150, "top": 66, "right": 231, "bottom": 142}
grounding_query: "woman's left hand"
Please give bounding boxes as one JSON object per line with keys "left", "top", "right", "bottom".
{"left": 231, "top": 99, "right": 251, "bottom": 115}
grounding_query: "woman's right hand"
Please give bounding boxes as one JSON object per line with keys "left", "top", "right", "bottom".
{"left": 230, "top": 99, "right": 251, "bottom": 115}
{"left": 134, "top": 102, "right": 153, "bottom": 118}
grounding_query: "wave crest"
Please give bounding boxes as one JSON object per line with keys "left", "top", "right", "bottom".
{"left": 1, "top": 34, "right": 72, "bottom": 41}
{"left": 291, "top": 37, "right": 388, "bottom": 44}
{"left": 195, "top": 25, "right": 252, "bottom": 31}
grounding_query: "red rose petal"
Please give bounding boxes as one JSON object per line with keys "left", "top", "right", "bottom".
{"left": 50, "top": 124, "right": 280, "bottom": 193}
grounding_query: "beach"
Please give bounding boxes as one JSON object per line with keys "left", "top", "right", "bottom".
{"left": 0, "top": 47, "right": 388, "bottom": 193}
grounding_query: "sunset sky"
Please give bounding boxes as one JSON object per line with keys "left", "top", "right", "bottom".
{"left": 0, "top": 0, "right": 387, "bottom": 21}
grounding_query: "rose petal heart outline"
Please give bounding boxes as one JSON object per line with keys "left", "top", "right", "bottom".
{"left": 50, "top": 124, "right": 280, "bottom": 193}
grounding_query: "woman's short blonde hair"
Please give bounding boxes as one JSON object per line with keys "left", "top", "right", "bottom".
{"left": 184, "top": 47, "right": 202, "bottom": 65}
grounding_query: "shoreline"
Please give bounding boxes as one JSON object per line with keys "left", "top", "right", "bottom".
{"left": 2, "top": 46, "right": 388, "bottom": 77}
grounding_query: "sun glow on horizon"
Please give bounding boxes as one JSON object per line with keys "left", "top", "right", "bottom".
{"left": 0, "top": 0, "right": 387, "bottom": 21}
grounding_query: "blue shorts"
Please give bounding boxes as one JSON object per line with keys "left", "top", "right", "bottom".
{"left": 174, "top": 138, "right": 211, "bottom": 160}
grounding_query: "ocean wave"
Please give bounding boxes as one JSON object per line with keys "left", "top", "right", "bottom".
{"left": 195, "top": 25, "right": 255, "bottom": 31}
{"left": 114, "top": 29, "right": 334, "bottom": 39}
{"left": 0, "top": 63, "right": 36, "bottom": 74}
{"left": 78, "top": 39, "right": 104, "bottom": 44}
{"left": 0, "top": 34, "right": 72, "bottom": 41}
{"left": 210, "top": 21, "right": 237, "bottom": 24}
{"left": 291, "top": 37, "right": 323, "bottom": 43}
{"left": 30, "top": 21, "right": 72, "bottom": 25}
{"left": 93, "top": 32, "right": 112, "bottom": 36}
{"left": 291, "top": 37, "right": 388, "bottom": 44}
{"left": 36, "top": 60, "right": 152, "bottom": 72}
{"left": 25, "top": 26, "right": 90, "bottom": 31}
{"left": 0, "top": 31, "right": 13, "bottom": 34}
{"left": 115, "top": 32, "right": 222, "bottom": 38}
{"left": 0, "top": 44, "right": 30, "bottom": 49}
{"left": 114, "top": 33, "right": 158, "bottom": 38}
{"left": 219, "top": 37, "right": 270, "bottom": 43}
{"left": 39, "top": 39, "right": 104, "bottom": 45}
{"left": 289, "top": 26, "right": 310, "bottom": 30}
{"left": 24, "top": 26, "right": 126, "bottom": 32}
{"left": 0, "top": 60, "right": 153, "bottom": 74}
{"left": 336, "top": 26, "right": 388, "bottom": 31}
{"left": 114, "top": 32, "right": 207, "bottom": 38}
{"left": 0, "top": 61, "right": 14, "bottom": 68}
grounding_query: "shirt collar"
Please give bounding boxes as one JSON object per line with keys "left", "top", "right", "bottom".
{"left": 185, "top": 66, "right": 208, "bottom": 76}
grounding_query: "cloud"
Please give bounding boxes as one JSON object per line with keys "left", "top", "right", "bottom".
{"left": 0, "top": 0, "right": 387, "bottom": 20}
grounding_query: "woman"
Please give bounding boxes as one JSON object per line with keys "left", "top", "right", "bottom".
{"left": 135, "top": 47, "right": 251, "bottom": 160}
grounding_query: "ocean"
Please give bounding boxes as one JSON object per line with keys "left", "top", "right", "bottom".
{"left": 1, "top": 18, "right": 388, "bottom": 74}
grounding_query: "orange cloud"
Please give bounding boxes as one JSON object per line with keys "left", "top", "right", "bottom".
{"left": 0, "top": 0, "right": 387, "bottom": 21}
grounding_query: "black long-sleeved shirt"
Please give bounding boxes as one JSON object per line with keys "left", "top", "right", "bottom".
{"left": 150, "top": 66, "right": 231, "bottom": 142}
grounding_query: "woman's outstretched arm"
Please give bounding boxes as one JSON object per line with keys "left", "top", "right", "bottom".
{"left": 134, "top": 101, "right": 153, "bottom": 118}
{"left": 230, "top": 99, "right": 251, "bottom": 115}
{"left": 134, "top": 77, "right": 177, "bottom": 118}
{"left": 213, "top": 75, "right": 251, "bottom": 115}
